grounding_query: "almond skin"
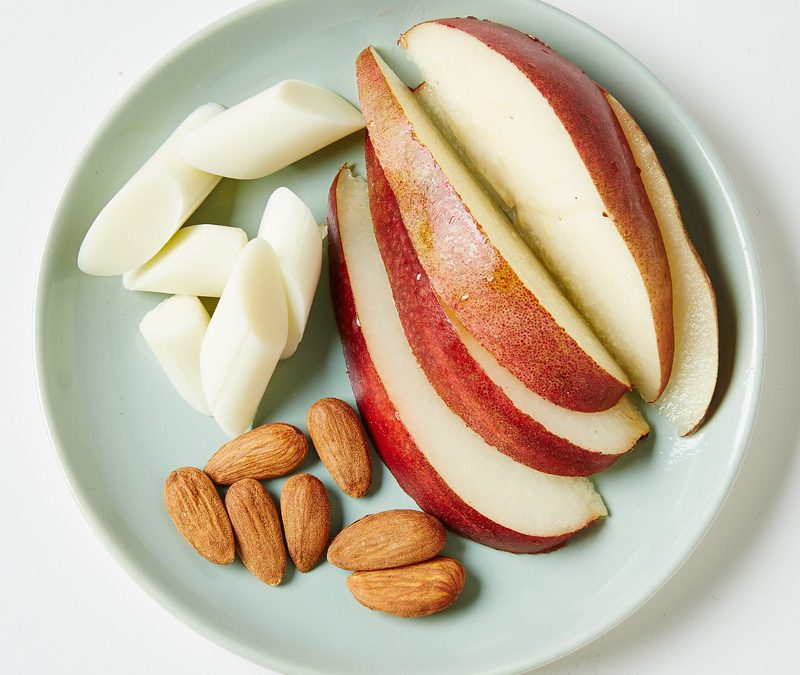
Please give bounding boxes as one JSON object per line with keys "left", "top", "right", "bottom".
{"left": 280, "top": 474, "right": 331, "bottom": 572}
{"left": 347, "top": 556, "right": 466, "bottom": 617}
{"left": 163, "top": 467, "right": 235, "bottom": 565}
{"left": 327, "top": 509, "right": 446, "bottom": 571}
{"left": 225, "top": 479, "right": 286, "bottom": 586}
{"left": 307, "top": 398, "right": 372, "bottom": 497}
{"left": 205, "top": 423, "right": 308, "bottom": 485}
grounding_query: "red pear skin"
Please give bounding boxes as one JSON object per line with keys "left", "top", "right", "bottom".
{"left": 355, "top": 46, "right": 629, "bottom": 412}
{"left": 327, "top": 167, "right": 598, "bottom": 553}
{"left": 365, "top": 136, "right": 642, "bottom": 476}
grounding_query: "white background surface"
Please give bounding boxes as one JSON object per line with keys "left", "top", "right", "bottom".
{"left": 2, "top": 0, "right": 798, "bottom": 673}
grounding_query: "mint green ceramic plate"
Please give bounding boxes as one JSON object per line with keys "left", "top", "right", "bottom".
{"left": 35, "top": 1, "right": 764, "bottom": 673}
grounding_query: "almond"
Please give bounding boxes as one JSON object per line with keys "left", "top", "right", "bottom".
{"left": 327, "top": 509, "right": 446, "bottom": 571}
{"left": 306, "top": 398, "right": 371, "bottom": 497}
{"left": 205, "top": 423, "right": 307, "bottom": 485}
{"left": 280, "top": 474, "right": 331, "bottom": 572}
{"left": 347, "top": 556, "right": 466, "bottom": 617}
{"left": 225, "top": 479, "right": 286, "bottom": 586}
{"left": 163, "top": 467, "right": 235, "bottom": 565}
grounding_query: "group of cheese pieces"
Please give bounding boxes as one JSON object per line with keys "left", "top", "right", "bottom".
{"left": 77, "top": 80, "right": 365, "bottom": 435}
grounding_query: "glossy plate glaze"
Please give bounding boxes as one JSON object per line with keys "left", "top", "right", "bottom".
{"left": 34, "top": 1, "right": 764, "bottom": 673}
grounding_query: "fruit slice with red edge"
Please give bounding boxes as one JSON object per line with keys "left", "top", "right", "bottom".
{"left": 355, "top": 45, "right": 629, "bottom": 413}
{"left": 403, "top": 18, "right": 674, "bottom": 403}
{"left": 604, "top": 92, "right": 718, "bottom": 435}
{"left": 365, "top": 137, "right": 648, "bottom": 475}
{"left": 327, "top": 165, "right": 606, "bottom": 553}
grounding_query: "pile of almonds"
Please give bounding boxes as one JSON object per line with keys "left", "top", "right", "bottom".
{"left": 163, "top": 397, "right": 466, "bottom": 617}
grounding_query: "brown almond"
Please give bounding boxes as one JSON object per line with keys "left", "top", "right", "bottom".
{"left": 225, "top": 479, "right": 286, "bottom": 586}
{"left": 280, "top": 474, "right": 331, "bottom": 572}
{"left": 327, "top": 509, "right": 446, "bottom": 571}
{"left": 205, "top": 423, "right": 307, "bottom": 485}
{"left": 307, "top": 398, "right": 371, "bottom": 497}
{"left": 163, "top": 467, "right": 235, "bottom": 565}
{"left": 347, "top": 556, "right": 465, "bottom": 617}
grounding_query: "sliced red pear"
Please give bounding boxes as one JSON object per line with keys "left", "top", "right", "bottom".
{"left": 605, "top": 93, "right": 719, "bottom": 435}
{"left": 365, "top": 137, "right": 648, "bottom": 475}
{"left": 403, "top": 18, "right": 674, "bottom": 403}
{"left": 328, "top": 165, "right": 607, "bottom": 553}
{"left": 355, "top": 46, "right": 629, "bottom": 413}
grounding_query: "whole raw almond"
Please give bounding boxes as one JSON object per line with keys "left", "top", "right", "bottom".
{"left": 280, "top": 473, "right": 331, "bottom": 572}
{"left": 307, "top": 398, "right": 371, "bottom": 497}
{"left": 163, "top": 467, "right": 235, "bottom": 565}
{"left": 327, "top": 509, "right": 446, "bottom": 571}
{"left": 205, "top": 423, "right": 307, "bottom": 485}
{"left": 347, "top": 556, "right": 465, "bottom": 617}
{"left": 225, "top": 478, "right": 286, "bottom": 586}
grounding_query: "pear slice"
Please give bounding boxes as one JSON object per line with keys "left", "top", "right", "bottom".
{"left": 403, "top": 18, "right": 674, "bottom": 402}
{"left": 605, "top": 93, "right": 719, "bottom": 435}
{"left": 355, "top": 46, "right": 629, "bottom": 412}
{"left": 328, "top": 166, "right": 606, "bottom": 552}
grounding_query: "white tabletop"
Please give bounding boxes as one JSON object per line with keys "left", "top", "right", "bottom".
{"left": 3, "top": 0, "right": 798, "bottom": 673}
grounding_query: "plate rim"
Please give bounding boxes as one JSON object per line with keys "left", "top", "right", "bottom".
{"left": 33, "top": 0, "right": 766, "bottom": 673}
